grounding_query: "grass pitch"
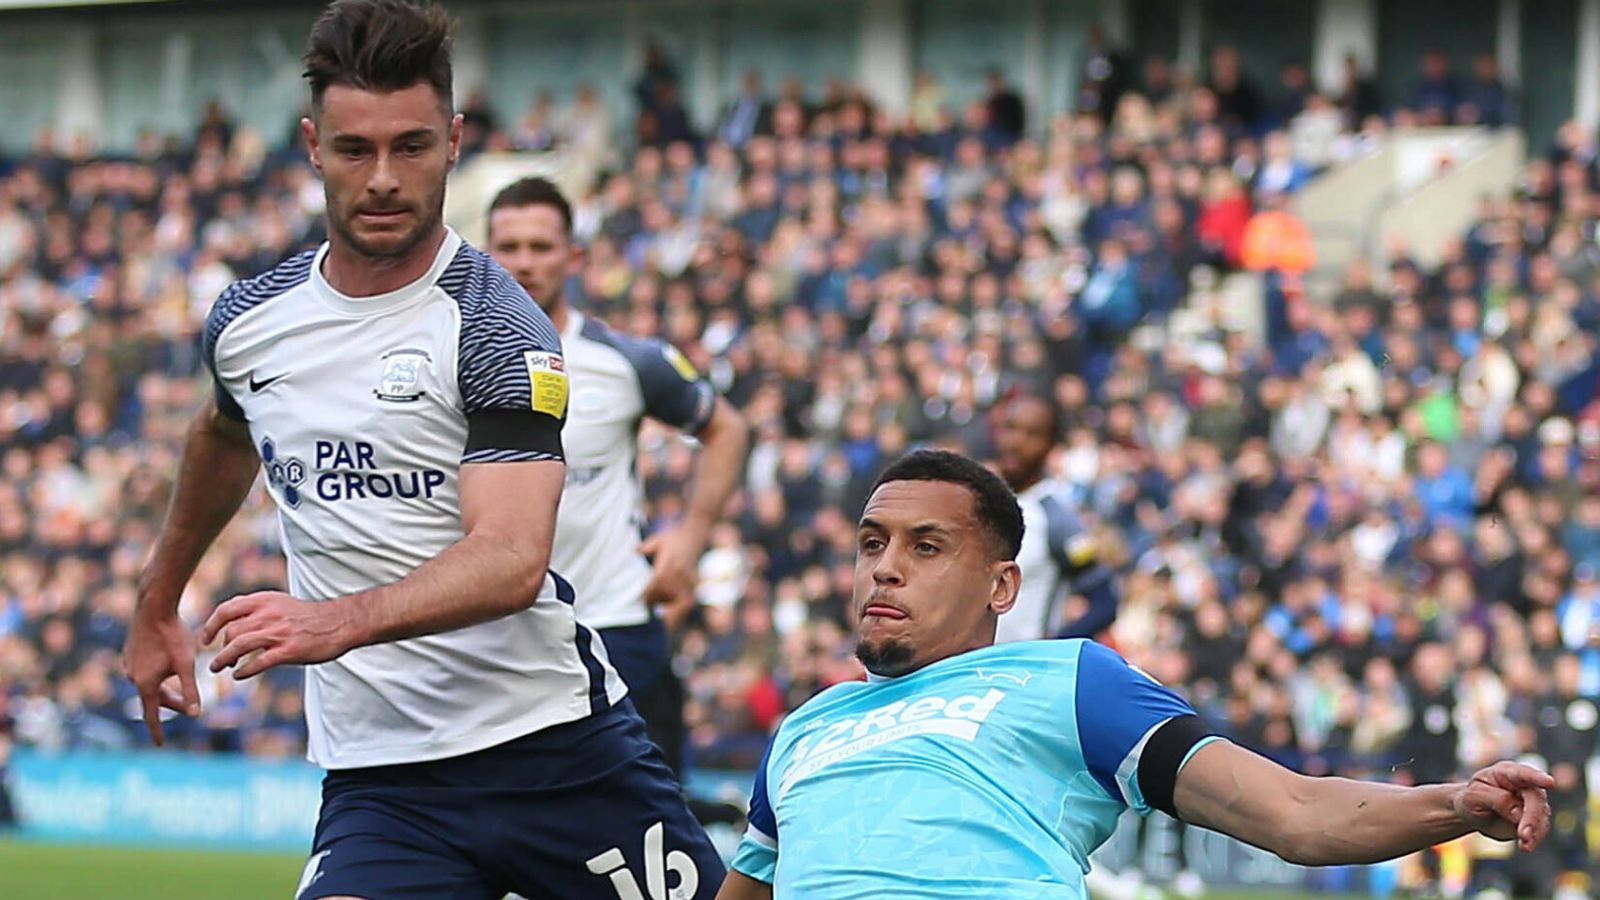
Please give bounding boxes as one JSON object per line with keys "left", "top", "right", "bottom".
{"left": 0, "top": 839, "right": 1364, "bottom": 899}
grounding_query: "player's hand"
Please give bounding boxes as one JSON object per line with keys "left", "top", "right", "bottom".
{"left": 123, "top": 610, "right": 202, "bottom": 746}
{"left": 640, "top": 528, "right": 702, "bottom": 630}
{"left": 201, "top": 591, "right": 352, "bottom": 680}
{"left": 1451, "top": 760, "right": 1556, "bottom": 852}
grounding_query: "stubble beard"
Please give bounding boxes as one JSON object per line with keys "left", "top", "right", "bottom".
{"left": 855, "top": 637, "right": 917, "bottom": 678}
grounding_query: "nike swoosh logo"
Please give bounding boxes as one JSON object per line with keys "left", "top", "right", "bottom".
{"left": 249, "top": 373, "right": 288, "bottom": 392}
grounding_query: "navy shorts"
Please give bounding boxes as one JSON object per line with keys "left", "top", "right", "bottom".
{"left": 297, "top": 701, "right": 725, "bottom": 900}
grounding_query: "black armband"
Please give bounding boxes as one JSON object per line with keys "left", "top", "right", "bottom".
{"left": 464, "top": 409, "right": 564, "bottom": 459}
{"left": 1136, "top": 715, "right": 1214, "bottom": 819}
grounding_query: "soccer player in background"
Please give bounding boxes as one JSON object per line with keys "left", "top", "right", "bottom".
{"left": 994, "top": 391, "right": 1199, "bottom": 900}
{"left": 991, "top": 392, "right": 1117, "bottom": 644}
{"left": 715, "top": 449, "right": 1554, "bottom": 900}
{"left": 120, "top": 2, "right": 723, "bottom": 897}
{"left": 486, "top": 177, "right": 748, "bottom": 779}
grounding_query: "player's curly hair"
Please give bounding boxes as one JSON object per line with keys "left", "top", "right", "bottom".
{"left": 303, "top": 0, "right": 454, "bottom": 110}
{"left": 872, "top": 450, "right": 1025, "bottom": 561}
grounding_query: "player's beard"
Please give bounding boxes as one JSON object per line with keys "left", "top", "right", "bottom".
{"left": 331, "top": 174, "right": 447, "bottom": 261}
{"left": 856, "top": 637, "right": 917, "bottom": 677}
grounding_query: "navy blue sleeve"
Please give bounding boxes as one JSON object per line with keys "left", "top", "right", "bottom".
{"left": 199, "top": 252, "right": 315, "bottom": 423}
{"left": 1075, "top": 641, "right": 1217, "bottom": 814}
{"left": 602, "top": 326, "right": 716, "bottom": 435}
{"left": 443, "top": 248, "right": 567, "bottom": 464}
{"left": 747, "top": 737, "right": 777, "bottom": 840}
{"left": 1041, "top": 494, "right": 1119, "bottom": 638}
{"left": 201, "top": 283, "right": 248, "bottom": 422}
{"left": 730, "top": 736, "right": 779, "bottom": 882}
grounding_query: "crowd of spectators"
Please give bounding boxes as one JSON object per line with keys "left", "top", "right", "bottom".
{"left": 0, "top": 37, "right": 1594, "bottom": 892}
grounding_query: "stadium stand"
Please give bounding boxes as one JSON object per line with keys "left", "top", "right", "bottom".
{"left": 0, "top": 39, "right": 1597, "bottom": 897}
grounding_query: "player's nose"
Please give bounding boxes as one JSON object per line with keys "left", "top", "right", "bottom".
{"left": 871, "top": 550, "right": 905, "bottom": 586}
{"left": 367, "top": 154, "right": 401, "bottom": 196}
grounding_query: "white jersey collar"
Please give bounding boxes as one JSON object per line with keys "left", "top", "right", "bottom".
{"left": 310, "top": 226, "right": 462, "bottom": 315}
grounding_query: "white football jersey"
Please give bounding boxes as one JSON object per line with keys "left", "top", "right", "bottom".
{"left": 995, "top": 479, "right": 1100, "bottom": 644}
{"left": 203, "top": 228, "right": 626, "bottom": 770}
{"left": 996, "top": 480, "right": 1063, "bottom": 644}
{"left": 553, "top": 311, "right": 715, "bottom": 629}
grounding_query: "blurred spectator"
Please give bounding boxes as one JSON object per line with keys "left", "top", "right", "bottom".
{"left": 719, "top": 71, "right": 773, "bottom": 150}
{"left": 1459, "top": 54, "right": 1512, "bottom": 128}
{"left": 1338, "top": 53, "right": 1382, "bottom": 129}
{"left": 1208, "top": 45, "right": 1264, "bottom": 132}
{"left": 1411, "top": 49, "right": 1461, "bottom": 126}
{"left": 1076, "top": 24, "right": 1133, "bottom": 125}
{"left": 984, "top": 68, "right": 1026, "bottom": 146}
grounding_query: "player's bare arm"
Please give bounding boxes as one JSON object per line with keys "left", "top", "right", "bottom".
{"left": 641, "top": 396, "right": 748, "bottom": 625}
{"left": 123, "top": 393, "right": 260, "bottom": 744}
{"left": 1172, "top": 738, "right": 1555, "bottom": 866}
{"left": 204, "top": 458, "right": 564, "bottom": 679}
{"left": 714, "top": 870, "right": 773, "bottom": 900}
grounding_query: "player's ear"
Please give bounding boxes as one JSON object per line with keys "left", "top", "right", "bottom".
{"left": 567, "top": 240, "right": 586, "bottom": 277}
{"left": 301, "top": 117, "right": 321, "bottom": 172}
{"left": 447, "top": 113, "right": 464, "bottom": 169}
{"left": 989, "top": 560, "right": 1020, "bottom": 617}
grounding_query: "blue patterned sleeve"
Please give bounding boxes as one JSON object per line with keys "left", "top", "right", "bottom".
{"left": 444, "top": 248, "right": 568, "bottom": 464}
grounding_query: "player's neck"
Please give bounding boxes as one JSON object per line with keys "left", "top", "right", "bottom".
{"left": 544, "top": 297, "right": 570, "bottom": 333}
{"left": 1009, "top": 471, "right": 1044, "bottom": 495}
{"left": 323, "top": 225, "right": 448, "bottom": 297}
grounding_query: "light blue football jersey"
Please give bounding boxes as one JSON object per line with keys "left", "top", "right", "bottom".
{"left": 731, "top": 639, "right": 1220, "bottom": 898}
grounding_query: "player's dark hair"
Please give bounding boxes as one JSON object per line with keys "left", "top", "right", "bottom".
{"left": 1002, "top": 389, "right": 1063, "bottom": 442}
{"left": 872, "top": 450, "right": 1024, "bottom": 561}
{"left": 488, "top": 177, "right": 574, "bottom": 237}
{"left": 304, "top": 0, "right": 454, "bottom": 111}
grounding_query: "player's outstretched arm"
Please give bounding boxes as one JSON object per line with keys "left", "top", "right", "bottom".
{"left": 714, "top": 870, "right": 773, "bottom": 900}
{"left": 1172, "top": 740, "right": 1555, "bottom": 866}
{"left": 124, "top": 394, "right": 260, "bottom": 743}
{"left": 641, "top": 397, "right": 748, "bottom": 625}
{"left": 205, "top": 459, "right": 565, "bottom": 677}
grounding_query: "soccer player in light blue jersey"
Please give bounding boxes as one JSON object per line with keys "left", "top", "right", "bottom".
{"left": 716, "top": 449, "right": 1555, "bottom": 900}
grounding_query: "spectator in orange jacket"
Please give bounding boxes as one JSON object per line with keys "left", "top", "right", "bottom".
{"left": 1242, "top": 191, "right": 1316, "bottom": 274}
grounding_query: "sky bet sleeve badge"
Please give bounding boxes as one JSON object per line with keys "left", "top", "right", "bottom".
{"left": 375, "top": 348, "right": 430, "bottom": 402}
{"left": 524, "top": 351, "right": 570, "bottom": 418}
{"left": 664, "top": 344, "right": 700, "bottom": 382}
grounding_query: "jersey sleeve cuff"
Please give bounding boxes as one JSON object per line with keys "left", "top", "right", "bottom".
{"left": 215, "top": 382, "right": 246, "bottom": 422}
{"left": 731, "top": 830, "right": 778, "bottom": 884}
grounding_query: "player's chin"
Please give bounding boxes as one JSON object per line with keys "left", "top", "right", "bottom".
{"left": 349, "top": 222, "right": 421, "bottom": 257}
{"left": 855, "top": 636, "right": 917, "bottom": 677}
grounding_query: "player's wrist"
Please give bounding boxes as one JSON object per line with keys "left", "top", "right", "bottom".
{"left": 677, "top": 510, "right": 717, "bottom": 546}
{"left": 327, "top": 592, "right": 376, "bottom": 652}
{"left": 1439, "top": 783, "right": 1482, "bottom": 837}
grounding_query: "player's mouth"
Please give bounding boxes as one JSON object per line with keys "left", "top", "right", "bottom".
{"left": 863, "top": 602, "right": 907, "bottom": 620}
{"left": 356, "top": 208, "right": 411, "bottom": 224}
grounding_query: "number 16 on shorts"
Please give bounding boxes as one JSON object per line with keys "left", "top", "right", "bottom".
{"left": 586, "top": 820, "right": 701, "bottom": 900}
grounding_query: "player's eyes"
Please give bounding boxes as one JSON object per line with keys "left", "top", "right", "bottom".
{"left": 860, "top": 537, "right": 885, "bottom": 552}
{"left": 400, "top": 143, "right": 426, "bottom": 156}
{"left": 915, "top": 542, "right": 939, "bottom": 555}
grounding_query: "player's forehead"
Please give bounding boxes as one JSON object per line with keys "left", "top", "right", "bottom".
{"left": 488, "top": 204, "right": 567, "bottom": 243}
{"left": 1003, "top": 397, "right": 1053, "bottom": 432}
{"left": 859, "top": 480, "right": 979, "bottom": 536}
{"left": 317, "top": 82, "right": 450, "bottom": 138}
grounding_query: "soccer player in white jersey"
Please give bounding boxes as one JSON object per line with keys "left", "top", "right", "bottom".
{"left": 993, "top": 392, "right": 1165, "bottom": 900}
{"left": 486, "top": 177, "right": 748, "bottom": 779}
{"left": 716, "top": 450, "right": 1554, "bottom": 900}
{"left": 120, "top": 2, "right": 722, "bottom": 898}
{"left": 992, "top": 393, "right": 1117, "bottom": 645}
